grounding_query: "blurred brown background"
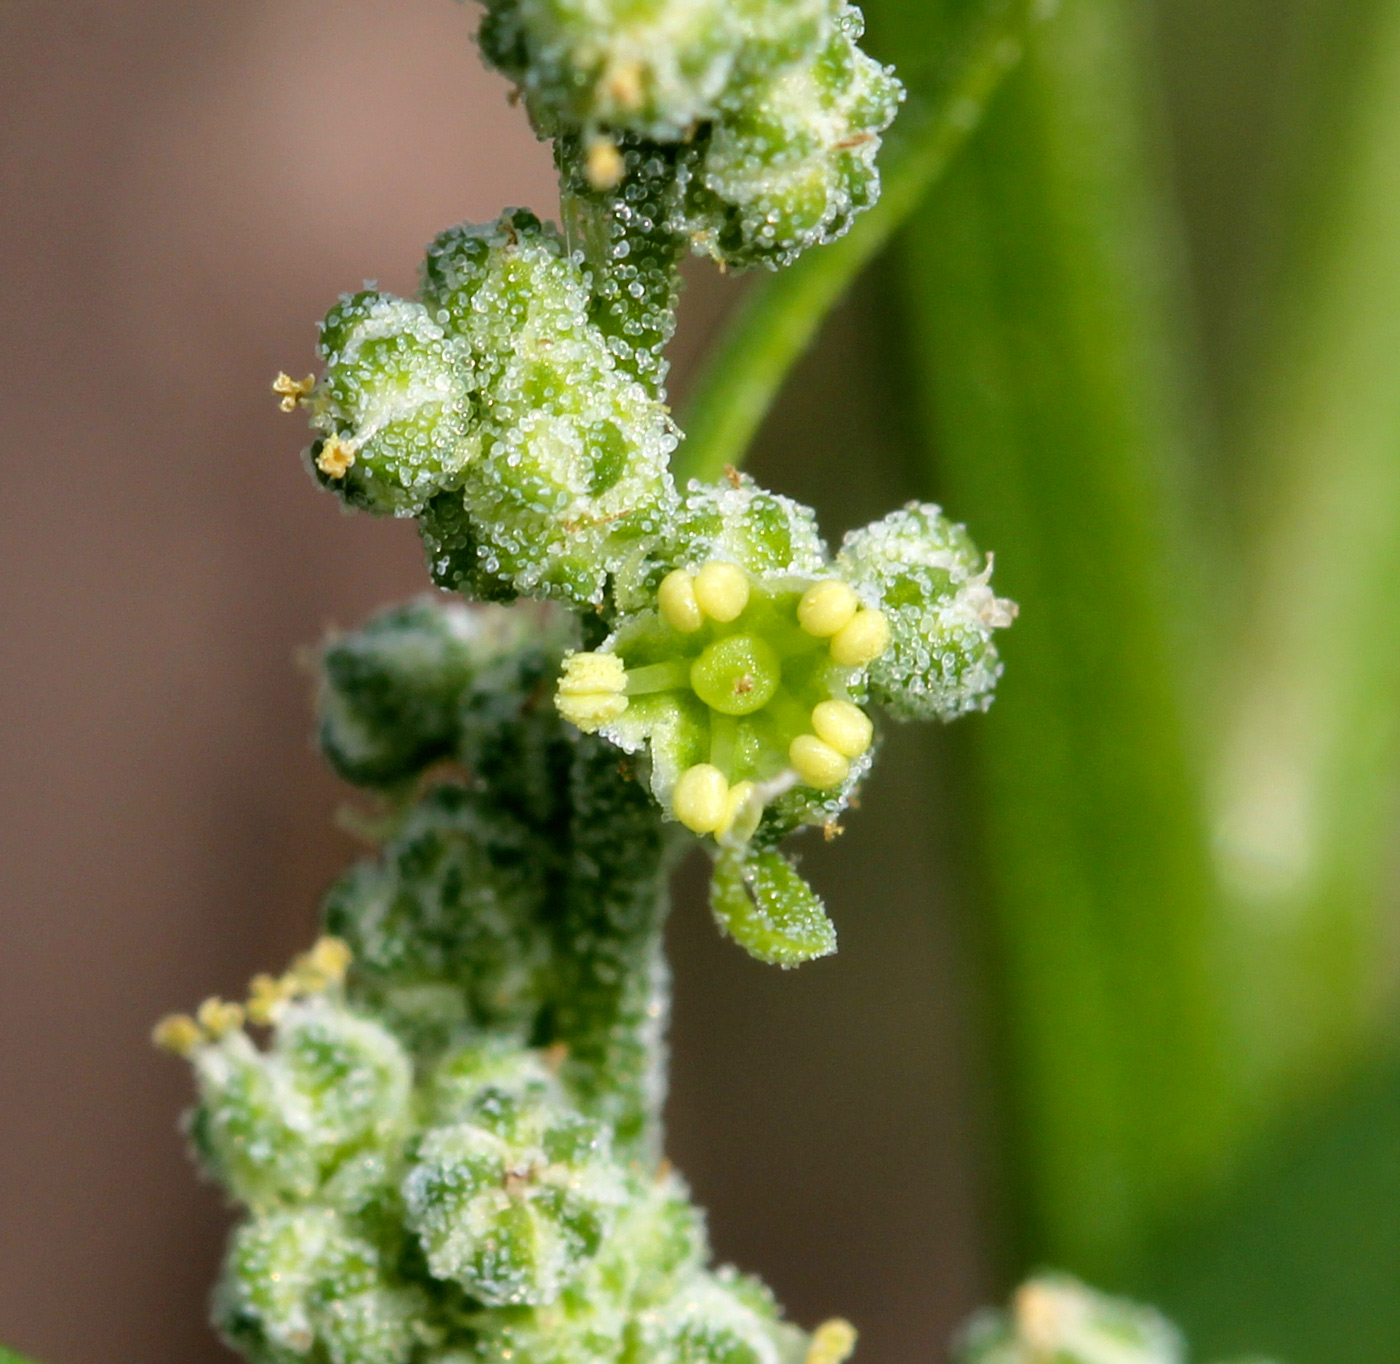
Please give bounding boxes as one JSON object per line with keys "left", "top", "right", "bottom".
{"left": 0, "top": 4, "right": 993, "bottom": 1361}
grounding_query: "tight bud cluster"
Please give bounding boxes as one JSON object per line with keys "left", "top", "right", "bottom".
{"left": 212, "top": 5, "right": 1021, "bottom": 1364}
{"left": 157, "top": 604, "right": 858, "bottom": 1364}
{"left": 480, "top": 0, "right": 902, "bottom": 271}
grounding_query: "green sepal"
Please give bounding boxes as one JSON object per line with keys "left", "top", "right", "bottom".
{"left": 710, "top": 846, "right": 836, "bottom": 967}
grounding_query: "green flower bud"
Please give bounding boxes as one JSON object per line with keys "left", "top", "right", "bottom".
{"left": 682, "top": 4, "right": 903, "bottom": 269}
{"left": 956, "top": 1277, "right": 1185, "bottom": 1364}
{"left": 403, "top": 1081, "right": 628, "bottom": 1306}
{"left": 313, "top": 292, "right": 475, "bottom": 516}
{"left": 189, "top": 997, "right": 411, "bottom": 1209}
{"left": 217, "top": 1209, "right": 422, "bottom": 1364}
{"left": 420, "top": 212, "right": 680, "bottom": 607}
{"left": 554, "top": 521, "right": 882, "bottom": 840}
{"left": 425, "top": 1040, "right": 562, "bottom": 1127}
{"left": 479, "top": 0, "right": 745, "bottom": 140}
{"left": 671, "top": 474, "right": 829, "bottom": 581}
{"left": 632, "top": 1267, "right": 809, "bottom": 1364}
{"left": 837, "top": 503, "right": 1016, "bottom": 722}
{"left": 322, "top": 784, "right": 550, "bottom": 1048}
{"left": 470, "top": 1172, "right": 707, "bottom": 1364}
{"left": 318, "top": 597, "right": 523, "bottom": 789}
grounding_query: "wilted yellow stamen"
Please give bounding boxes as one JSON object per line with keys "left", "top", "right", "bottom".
{"left": 585, "top": 136, "right": 625, "bottom": 191}
{"left": 308, "top": 936, "right": 352, "bottom": 981}
{"left": 196, "top": 996, "right": 246, "bottom": 1039}
{"left": 285, "top": 935, "right": 354, "bottom": 995}
{"left": 152, "top": 1013, "right": 204, "bottom": 1057}
{"left": 272, "top": 371, "right": 316, "bottom": 413}
{"left": 672, "top": 763, "right": 729, "bottom": 834}
{"left": 806, "top": 1319, "right": 858, "bottom": 1364}
{"left": 790, "top": 735, "right": 850, "bottom": 790}
{"left": 692, "top": 561, "right": 749, "bottom": 623}
{"left": 316, "top": 434, "right": 357, "bottom": 478}
{"left": 658, "top": 568, "right": 703, "bottom": 633}
{"left": 811, "top": 700, "right": 873, "bottom": 758}
{"left": 797, "top": 580, "right": 859, "bottom": 638}
{"left": 556, "top": 651, "right": 629, "bottom": 732}
{"left": 246, "top": 973, "right": 288, "bottom": 1026}
{"left": 829, "top": 608, "right": 890, "bottom": 667}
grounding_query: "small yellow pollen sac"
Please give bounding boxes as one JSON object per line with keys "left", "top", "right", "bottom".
{"left": 790, "top": 735, "right": 851, "bottom": 790}
{"left": 657, "top": 569, "right": 703, "bottom": 633}
{"left": 316, "top": 434, "right": 356, "bottom": 479}
{"left": 556, "top": 651, "right": 629, "bottom": 732}
{"left": 693, "top": 561, "right": 750, "bottom": 623}
{"left": 797, "top": 580, "right": 859, "bottom": 638}
{"left": 152, "top": 1013, "right": 205, "bottom": 1057}
{"left": 718, "top": 779, "right": 761, "bottom": 840}
{"left": 806, "top": 1319, "right": 858, "bottom": 1364}
{"left": 829, "top": 608, "right": 891, "bottom": 667}
{"left": 811, "top": 700, "right": 874, "bottom": 759}
{"left": 196, "top": 996, "right": 246, "bottom": 1039}
{"left": 672, "top": 764, "right": 730, "bottom": 834}
{"left": 585, "top": 136, "right": 625, "bottom": 191}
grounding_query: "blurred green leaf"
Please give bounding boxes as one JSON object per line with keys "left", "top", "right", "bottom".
{"left": 0, "top": 1346, "right": 40, "bottom": 1364}
{"left": 881, "top": 0, "right": 1239, "bottom": 1277}
{"left": 1208, "top": 0, "right": 1400, "bottom": 1119}
{"left": 1148, "top": 1051, "right": 1400, "bottom": 1364}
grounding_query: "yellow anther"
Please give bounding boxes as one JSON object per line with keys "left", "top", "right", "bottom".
{"left": 806, "top": 1319, "right": 858, "bottom": 1364}
{"left": 246, "top": 973, "right": 288, "bottom": 1026}
{"left": 305, "top": 936, "right": 352, "bottom": 985}
{"left": 152, "top": 1013, "right": 205, "bottom": 1057}
{"left": 672, "top": 764, "right": 730, "bottom": 834}
{"left": 585, "top": 136, "right": 625, "bottom": 191}
{"left": 272, "top": 371, "right": 316, "bottom": 413}
{"left": 196, "top": 996, "right": 246, "bottom": 1039}
{"left": 556, "top": 651, "right": 629, "bottom": 732}
{"left": 692, "top": 561, "right": 749, "bottom": 623}
{"left": 717, "top": 779, "right": 761, "bottom": 840}
{"left": 316, "top": 434, "right": 357, "bottom": 479}
{"left": 829, "top": 608, "right": 891, "bottom": 667}
{"left": 284, "top": 935, "right": 354, "bottom": 996}
{"left": 797, "top": 580, "right": 859, "bottom": 638}
{"left": 602, "top": 59, "right": 644, "bottom": 110}
{"left": 658, "top": 569, "right": 703, "bottom": 633}
{"left": 811, "top": 700, "right": 873, "bottom": 758}
{"left": 790, "top": 735, "right": 850, "bottom": 790}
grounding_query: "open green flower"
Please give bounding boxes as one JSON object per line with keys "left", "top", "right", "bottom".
{"left": 557, "top": 562, "right": 886, "bottom": 838}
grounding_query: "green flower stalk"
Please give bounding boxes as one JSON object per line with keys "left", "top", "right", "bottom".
{"left": 163, "top": 3, "right": 1016, "bottom": 1362}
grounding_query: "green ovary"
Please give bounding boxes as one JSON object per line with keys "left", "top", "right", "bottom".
{"left": 689, "top": 635, "right": 781, "bottom": 716}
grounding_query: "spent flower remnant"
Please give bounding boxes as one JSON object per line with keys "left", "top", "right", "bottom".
{"left": 163, "top": 2, "right": 1017, "bottom": 1363}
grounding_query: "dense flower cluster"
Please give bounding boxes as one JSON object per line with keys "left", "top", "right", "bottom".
{"left": 163, "top": 3, "right": 1019, "bottom": 1362}
{"left": 158, "top": 604, "right": 847, "bottom": 1364}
